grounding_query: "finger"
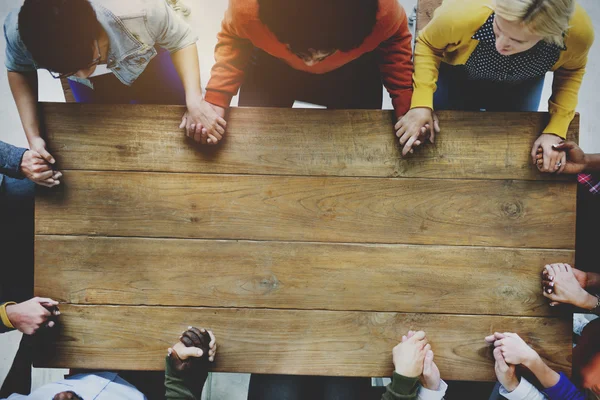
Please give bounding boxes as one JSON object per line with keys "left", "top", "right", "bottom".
{"left": 402, "top": 135, "right": 418, "bottom": 157}
{"left": 182, "top": 329, "right": 203, "bottom": 348}
{"left": 35, "top": 170, "right": 54, "bottom": 181}
{"left": 433, "top": 114, "right": 441, "bottom": 134}
{"left": 216, "top": 116, "right": 227, "bottom": 128}
{"left": 38, "top": 147, "right": 55, "bottom": 165}
{"left": 558, "top": 152, "right": 567, "bottom": 174}
{"left": 542, "top": 147, "right": 551, "bottom": 171}
{"left": 180, "top": 334, "right": 194, "bottom": 347}
{"left": 543, "top": 290, "right": 559, "bottom": 302}
{"left": 402, "top": 335, "right": 407, "bottom": 342}
{"left": 47, "top": 320, "right": 55, "bottom": 328}
{"left": 396, "top": 125, "right": 408, "bottom": 140}
{"left": 484, "top": 334, "right": 496, "bottom": 343}
{"left": 494, "top": 339, "right": 504, "bottom": 347}
{"left": 545, "top": 265, "right": 556, "bottom": 276}
{"left": 494, "top": 332, "right": 506, "bottom": 339}
{"left": 493, "top": 347, "right": 509, "bottom": 370}
{"left": 424, "top": 343, "right": 432, "bottom": 353}
{"left": 179, "top": 116, "right": 187, "bottom": 130}
{"left": 208, "top": 128, "right": 222, "bottom": 141}
{"left": 36, "top": 298, "right": 59, "bottom": 306}
{"left": 553, "top": 142, "right": 575, "bottom": 152}
{"left": 550, "top": 152, "right": 560, "bottom": 173}
{"left": 52, "top": 171, "right": 63, "bottom": 180}
{"left": 410, "top": 331, "right": 426, "bottom": 341}
{"left": 537, "top": 147, "right": 543, "bottom": 154}
{"left": 177, "top": 346, "right": 204, "bottom": 360}
{"left": 207, "top": 133, "right": 220, "bottom": 146}
{"left": 213, "top": 124, "right": 225, "bottom": 136}
{"left": 207, "top": 330, "right": 216, "bottom": 348}
{"left": 549, "top": 301, "right": 560, "bottom": 307}
{"left": 565, "top": 264, "right": 572, "bottom": 273}
{"left": 531, "top": 144, "right": 540, "bottom": 162}
{"left": 427, "top": 118, "right": 435, "bottom": 143}
{"left": 189, "top": 123, "right": 196, "bottom": 140}
{"left": 394, "top": 118, "right": 404, "bottom": 131}
{"left": 414, "top": 140, "right": 422, "bottom": 147}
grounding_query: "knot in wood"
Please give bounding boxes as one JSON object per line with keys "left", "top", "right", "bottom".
{"left": 501, "top": 201, "right": 523, "bottom": 219}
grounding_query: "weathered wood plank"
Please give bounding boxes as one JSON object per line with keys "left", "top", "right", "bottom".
{"left": 34, "top": 172, "right": 577, "bottom": 249}
{"left": 35, "top": 235, "right": 573, "bottom": 317}
{"left": 41, "top": 103, "right": 579, "bottom": 181}
{"left": 34, "top": 305, "right": 572, "bottom": 381}
{"left": 417, "top": 0, "right": 443, "bottom": 32}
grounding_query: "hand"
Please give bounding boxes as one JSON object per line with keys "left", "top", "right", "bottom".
{"left": 485, "top": 332, "right": 538, "bottom": 367}
{"left": 20, "top": 150, "right": 62, "bottom": 187}
{"left": 392, "top": 330, "right": 430, "bottom": 377}
{"left": 5, "top": 297, "right": 60, "bottom": 335}
{"left": 29, "top": 137, "right": 56, "bottom": 166}
{"left": 493, "top": 347, "right": 519, "bottom": 392}
{"left": 168, "top": 326, "right": 217, "bottom": 372}
{"left": 180, "top": 99, "right": 227, "bottom": 145}
{"left": 551, "top": 141, "right": 587, "bottom": 174}
{"left": 402, "top": 331, "right": 440, "bottom": 390}
{"left": 542, "top": 263, "right": 597, "bottom": 309}
{"left": 395, "top": 108, "right": 440, "bottom": 157}
{"left": 531, "top": 134, "right": 564, "bottom": 173}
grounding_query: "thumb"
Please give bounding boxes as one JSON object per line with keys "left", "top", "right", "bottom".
{"left": 176, "top": 346, "right": 204, "bottom": 360}
{"left": 38, "top": 147, "right": 55, "bottom": 164}
{"left": 179, "top": 116, "right": 187, "bottom": 129}
{"left": 423, "top": 350, "right": 434, "bottom": 374}
{"left": 493, "top": 347, "right": 509, "bottom": 370}
{"left": 433, "top": 114, "right": 441, "bottom": 134}
{"left": 552, "top": 141, "right": 575, "bottom": 151}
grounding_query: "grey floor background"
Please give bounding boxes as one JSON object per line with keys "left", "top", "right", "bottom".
{"left": 0, "top": 0, "right": 598, "bottom": 398}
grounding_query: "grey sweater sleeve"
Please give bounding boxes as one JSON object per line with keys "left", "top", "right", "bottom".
{"left": 0, "top": 140, "right": 27, "bottom": 179}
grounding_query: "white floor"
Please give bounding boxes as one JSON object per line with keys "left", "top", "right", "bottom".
{"left": 0, "top": 0, "right": 598, "bottom": 398}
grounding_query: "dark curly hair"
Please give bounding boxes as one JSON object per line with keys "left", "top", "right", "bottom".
{"left": 18, "top": 0, "right": 102, "bottom": 74}
{"left": 257, "top": 0, "right": 379, "bottom": 55}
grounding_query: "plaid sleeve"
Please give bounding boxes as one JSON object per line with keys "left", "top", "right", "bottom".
{"left": 578, "top": 174, "right": 600, "bottom": 196}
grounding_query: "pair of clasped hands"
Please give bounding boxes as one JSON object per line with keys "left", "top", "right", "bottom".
{"left": 395, "top": 107, "right": 570, "bottom": 174}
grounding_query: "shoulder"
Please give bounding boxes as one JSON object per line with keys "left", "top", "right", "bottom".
{"left": 564, "top": 4, "right": 595, "bottom": 54}
{"left": 425, "top": 0, "right": 493, "bottom": 34}
{"left": 226, "top": 0, "right": 260, "bottom": 26}
{"left": 3, "top": 8, "right": 20, "bottom": 43}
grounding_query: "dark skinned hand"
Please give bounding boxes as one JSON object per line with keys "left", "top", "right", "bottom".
{"left": 168, "top": 326, "right": 217, "bottom": 372}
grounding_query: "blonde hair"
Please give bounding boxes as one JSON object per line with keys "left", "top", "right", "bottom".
{"left": 495, "top": 0, "right": 575, "bottom": 46}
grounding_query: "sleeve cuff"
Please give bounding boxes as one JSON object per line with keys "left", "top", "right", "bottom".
{"left": 0, "top": 302, "right": 17, "bottom": 330}
{"left": 204, "top": 90, "right": 233, "bottom": 109}
{"left": 410, "top": 87, "right": 435, "bottom": 111}
{"left": 390, "top": 372, "right": 420, "bottom": 395}
{"left": 499, "top": 377, "right": 543, "bottom": 400}
{"left": 542, "top": 114, "right": 572, "bottom": 139}
{"left": 392, "top": 89, "right": 414, "bottom": 119}
{"left": 417, "top": 379, "right": 448, "bottom": 400}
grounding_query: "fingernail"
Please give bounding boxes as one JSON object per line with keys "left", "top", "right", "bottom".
{"left": 188, "top": 326, "right": 192, "bottom": 330}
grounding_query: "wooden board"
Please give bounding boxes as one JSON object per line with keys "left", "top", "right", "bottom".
{"left": 35, "top": 171, "right": 576, "bottom": 249}
{"left": 35, "top": 104, "right": 578, "bottom": 380}
{"left": 40, "top": 104, "right": 579, "bottom": 181}
{"left": 36, "top": 305, "right": 572, "bottom": 381}
{"left": 35, "top": 235, "right": 574, "bottom": 316}
{"left": 417, "top": 0, "right": 444, "bottom": 32}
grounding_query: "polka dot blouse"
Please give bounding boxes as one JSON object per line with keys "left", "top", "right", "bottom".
{"left": 465, "top": 13, "right": 565, "bottom": 83}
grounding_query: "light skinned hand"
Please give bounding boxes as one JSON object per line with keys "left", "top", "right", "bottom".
{"left": 531, "top": 134, "right": 565, "bottom": 173}
{"left": 486, "top": 332, "right": 538, "bottom": 366}
{"left": 493, "top": 347, "right": 519, "bottom": 392}
{"left": 20, "top": 150, "right": 62, "bottom": 187}
{"left": 395, "top": 108, "right": 440, "bottom": 157}
{"left": 5, "top": 297, "right": 60, "bottom": 335}
{"left": 29, "top": 137, "right": 56, "bottom": 165}
{"left": 542, "top": 263, "right": 596, "bottom": 309}
{"left": 393, "top": 330, "right": 430, "bottom": 377}
{"left": 180, "top": 99, "right": 227, "bottom": 145}
{"left": 402, "top": 330, "right": 440, "bottom": 390}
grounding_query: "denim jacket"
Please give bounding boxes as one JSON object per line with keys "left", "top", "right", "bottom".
{"left": 0, "top": 140, "right": 27, "bottom": 190}
{"left": 3, "top": 0, "right": 197, "bottom": 87}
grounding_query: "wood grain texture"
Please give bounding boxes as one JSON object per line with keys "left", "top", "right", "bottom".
{"left": 40, "top": 103, "right": 579, "bottom": 181}
{"left": 35, "top": 235, "right": 574, "bottom": 317}
{"left": 417, "top": 0, "right": 443, "bottom": 31}
{"left": 34, "top": 305, "right": 572, "bottom": 381}
{"left": 34, "top": 171, "right": 577, "bottom": 249}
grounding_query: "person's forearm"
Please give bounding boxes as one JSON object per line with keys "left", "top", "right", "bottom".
{"left": 586, "top": 272, "right": 600, "bottom": 290}
{"left": 584, "top": 154, "right": 600, "bottom": 172}
{"left": 7, "top": 71, "right": 42, "bottom": 145}
{"left": 164, "top": 356, "right": 208, "bottom": 400}
{"left": 525, "top": 355, "right": 560, "bottom": 389}
{"left": 171, "top": 44, "right": 203, "bottom": 104}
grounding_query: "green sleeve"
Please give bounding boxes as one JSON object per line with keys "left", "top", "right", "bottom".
{"left": 381, "top": 372, "right": 420, "bottom": 400}
{"left": 164, "top": 356, "right": 208, "bottom": 400}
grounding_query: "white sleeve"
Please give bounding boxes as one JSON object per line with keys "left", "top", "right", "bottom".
{"left": 499, "top": 378, "right": 548, "bottom": 400}
{"left": 417, "top": 380, "right": 448, "bottom": 400}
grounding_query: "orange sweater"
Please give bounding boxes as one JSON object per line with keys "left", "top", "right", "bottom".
{"left": 205, "top": 0, "right": 414, "bottom": 118}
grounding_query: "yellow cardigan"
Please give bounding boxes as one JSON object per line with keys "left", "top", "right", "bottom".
{"left": 411, "top": 0, "right": 594, "bottom": 138}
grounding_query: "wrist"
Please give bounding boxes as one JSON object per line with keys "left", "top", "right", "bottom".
{"left": 523, "top": 352, "right": 541, "bottom": 370}
{"left": 504, "top": 377, "right": 519, "bottom": 393}
{"left": 579, "top": 292, "right": 598, "bottom": 310}
{"left": 1, "top": 303, "right": 17, "bottom": 329}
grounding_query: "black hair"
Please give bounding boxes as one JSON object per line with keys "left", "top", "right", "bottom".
{"left": 18, "top": 0, "right": 102, "bottom": 73}
{"left": 257, "top": 0, "right": 379, "bottom": 54}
